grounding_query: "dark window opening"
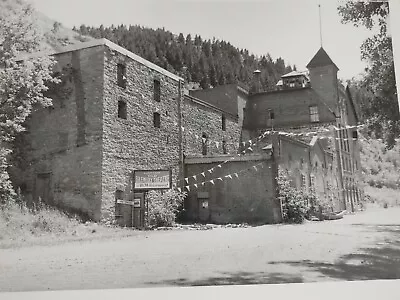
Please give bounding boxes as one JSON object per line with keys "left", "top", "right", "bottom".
{"left": 153, "top": 112, "right": 161, "bottom": 128}
{"left": 154, "top": 79, "right": 161, "bottom": 102}
{"left": 202, "top": 133, "right": 208, "bottom": 156}
{"left": 222, "top": 115, "right": 226, "bottom": 131}
{"left": 117, "top": 63, "right": 126, "bottom": 88}
{"left": 118, "top": 100, "right": 127, "bottom": 119}
{"left": 352, "top": 131, "right": 358, "bottom": 139}
{"left": 115, "top": 190, "right": 124, "bottom": 200}
{"left": 222, "top": 140, "right": 227, "bottom": 154}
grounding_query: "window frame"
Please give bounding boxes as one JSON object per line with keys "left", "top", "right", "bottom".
{"left": 309, "top": 105, "right": 319, "bottom": 123}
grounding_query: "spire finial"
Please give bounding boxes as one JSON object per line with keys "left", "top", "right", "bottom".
{"left": 319, "top": 3, "right": 323, "bottom": 47}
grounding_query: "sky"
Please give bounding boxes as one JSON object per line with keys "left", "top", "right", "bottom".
{"left": 28, "top": 0, "right": 383, "bottom": 81}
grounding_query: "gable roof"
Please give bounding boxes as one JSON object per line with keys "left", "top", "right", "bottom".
{"left": 281, "top": 70, "right": 308, "bottom": 78}
{"left": 16, "top": 38, "right": 184, "bottom": 82}
{"left": 306, "top": 47, "right": 339, "bottom": 70}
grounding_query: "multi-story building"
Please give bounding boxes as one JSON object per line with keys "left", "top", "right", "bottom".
{"left": 243, "top": 47, "right": 363, "bottom": 212}
{"left": 13, "top": 39, "right": 363, "bottom": 225}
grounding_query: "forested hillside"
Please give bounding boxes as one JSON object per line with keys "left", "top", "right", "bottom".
{"left": 74, "top": 25, "right": 295, "bottom": 91}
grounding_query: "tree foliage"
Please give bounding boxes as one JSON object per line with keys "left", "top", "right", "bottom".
{"left": 338, "top": 2, "right": 399, "bottom": 149}
{"left": 73, "top": 24, "right": 294, "bottom": 91}
{"left": 0, "top": 0, "right": 59, "bottom": 204}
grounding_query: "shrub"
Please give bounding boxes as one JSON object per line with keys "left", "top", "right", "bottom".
{"left": 147, "top": 189, "right": 187, "bottom": 228}
{"left": 277, "top": 169, "right": 309, "bottom": 224}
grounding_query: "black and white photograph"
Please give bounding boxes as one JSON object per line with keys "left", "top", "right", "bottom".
{"left": 0, "top": 0, "right": 400, "bottom": 296}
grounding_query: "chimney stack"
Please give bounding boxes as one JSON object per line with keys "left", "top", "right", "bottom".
{"left": 251, "top": 69, "right": 262, "bottom": 94}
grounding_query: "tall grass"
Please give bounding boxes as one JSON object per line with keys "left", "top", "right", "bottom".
{"left": 0, "top": 199, "right": 137, "bottom": 249}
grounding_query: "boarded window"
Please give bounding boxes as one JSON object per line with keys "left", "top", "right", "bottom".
{"left": 153, "top": 112, "right": 161, "bottom": 128}
{"left": 222, "top": 114, "right": 226, "bottom": 131}
{"left": 154, "top": 79, "right": 161, "bottom": 102}
{"left": 118, "top": 100, "right": 127, "bottom": 119}
{"left": 309, "top": 105, "right": 319, "bottom": 122}
{"left": 117, "top": 64, "right": 126, "bottom": 88}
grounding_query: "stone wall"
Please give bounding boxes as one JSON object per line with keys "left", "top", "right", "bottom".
{"left": 21, "top": 46, "right": 105, "bottom": 220}
{"left": 184, "top": 154, "right": 281, "bottom": 224}
{"left": 101, "top": 45, "right": 182, "bottom": 221}
{"left": 182, "top": 97, "right": 241, "bottom": 157}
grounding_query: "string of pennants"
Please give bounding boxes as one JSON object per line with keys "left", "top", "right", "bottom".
{"left": 177, "top": 161, "right": 266, "bottom": 193}
{"left": 181, "top": 123, "right": 366, "bottom": 152}
{"left": 178, "top": 123, "right": 367, "bottom": 185}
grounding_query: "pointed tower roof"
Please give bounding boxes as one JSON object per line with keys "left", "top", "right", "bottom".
{"left": 306, "top": 47, "right": 338, "bottom": 70}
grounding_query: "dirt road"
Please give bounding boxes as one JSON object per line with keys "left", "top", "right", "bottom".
{"left": 1, "top": 207, "right": 400, "bottom": 292}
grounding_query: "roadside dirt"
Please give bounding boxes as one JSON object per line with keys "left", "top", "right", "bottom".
{"left": 1, "top": 207, "right": 400, "bottom": 292}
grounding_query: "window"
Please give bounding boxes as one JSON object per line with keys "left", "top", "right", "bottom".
{"left": 310, "top": 175, "right": 316, "bottom": 192}
{"left": 301, "top": 174, "right": 306, "bottom": 189}
{"left": 118, "top": 100, "right": 127, "bottom": 119}
{"left": 309, "top": 105, "right": 319, "bottom": 122}
{"left": 202, "top": 133, "right": 208, "bottom": 156}
{"left": 154, "top": 79, "right": 161, "bottom": 102}
{"left": 222, "top": 114, "right": 226, "bottom": 131}
{"left": 153, "top": 112, "right": 161, "bottom": 128}
{"left": 222, "top": 140, "right": 227, "bottom": 154}
{"left": 117, "top": 63, "right": 126, "bottom": 88}
{"left": 352, "top": 131, "right": 358, "bottom": 139}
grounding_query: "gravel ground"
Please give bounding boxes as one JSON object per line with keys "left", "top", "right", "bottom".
{"left": 1, "top": 207, "right": 400, "bottom": 292}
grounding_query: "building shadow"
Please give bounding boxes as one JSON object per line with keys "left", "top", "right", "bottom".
{"left": 146, "top": 271, "right": 304, "bottom": 286}
{"left": 269, "top": 224, "right": 400, "bottom": 281}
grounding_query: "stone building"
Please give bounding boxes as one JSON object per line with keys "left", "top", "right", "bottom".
{"left": 15, "top": 39, "right": 185, "bottom": 222}
{"left": 15, "top": 38, "right": 246, "bottom": 223}
{"left": 14, "top": 39, "right": 363, "bottom": 225}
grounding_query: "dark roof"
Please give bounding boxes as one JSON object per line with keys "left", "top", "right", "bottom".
{"left": 306, "top": 47, "right": 339, "bottom": 70}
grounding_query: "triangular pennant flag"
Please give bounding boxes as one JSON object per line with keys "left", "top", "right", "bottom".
{"left": 217, "top": 177, "right": 223, "bottom": 181}
{"left": 177, "top": 188, "right": 181, "bottom": 193}
{"left": 194, "top": 184, "right": 198, "bottom": 188}
{"left": 195, "top": 134, "right": 199, "bottom": 140}
{"left": 248, "top": 147, "right": 253, "bottom": 152}
{"left": 242, "top": 142, "right": 246, "bottom": 146}
{"left": 185, "top": 178, "right": 189, "bottom": 184}
{"left": 201, "top": 182, "right": 205, "bottom": 186}
{"left": 210, "top": 180, "right": 215, "bottom": 185}
{"left": 202, "top": 138, "right": 206, "bottom": 143}
{"left": 215, "top": 141, "right": 219, "bottom": 148}
{"left": 224, "top": 175, "right": 230, "bottom": 179}
{"left": 217, "top": 164, "right": 222, "bottom": 168}
{"left": 249, "top": 140, "right": 253, "bottom": 145}
{"left": 234, "top": 173, "right": 239, "bottom": 178}
{"left": 185, "top": 185, "right": 190, "bottom": 191}
{"left": 201, "top": 172, "right": 206, "bottom": 177}
{"left": 192, "top": 175, "right": 197, "bottom": 181}
{"left": 253, "top": 166, "right": 258, "bottom": 171}
{"left": 228, "top": 174, "right": 232, "bottom": 179}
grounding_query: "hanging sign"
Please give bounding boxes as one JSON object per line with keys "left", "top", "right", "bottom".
{"left": 133, "top": 169, "right": 172, "bottom": 190}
